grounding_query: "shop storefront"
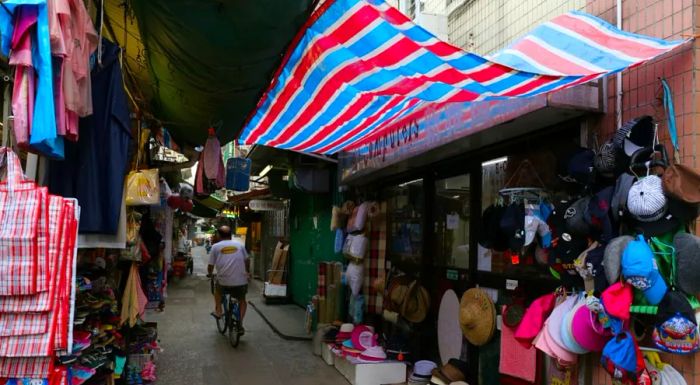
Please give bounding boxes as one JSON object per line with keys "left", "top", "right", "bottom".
{"left": 334, "top": 84, "right": 603, "bottom": 383}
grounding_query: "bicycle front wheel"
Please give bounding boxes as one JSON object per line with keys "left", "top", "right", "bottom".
{"left": 216, "top": 313, "right": 227, "bottom": 334}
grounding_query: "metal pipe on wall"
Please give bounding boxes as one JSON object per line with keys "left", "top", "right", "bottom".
{"left": 616, "top": 0, "right": 623, "bottom": 129}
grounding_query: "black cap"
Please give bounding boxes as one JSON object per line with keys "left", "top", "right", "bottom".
{"left": 500, "top": 202, "right": 526, "bottom": 252}
{"left": 627, "top": 197, "right": 699, "bottom": 237}
{"left": 479, "top": 204, "right": 509, "bottom": 251}
{"left": 586, "top": 245, "right": 610, "bottom": 294}
{"left": 566, "top": 148, "right": 596, "bottom": 186}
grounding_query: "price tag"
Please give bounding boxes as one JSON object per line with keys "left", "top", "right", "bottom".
{"left": 506, "top": 279, "right": 518, "bottom": 291}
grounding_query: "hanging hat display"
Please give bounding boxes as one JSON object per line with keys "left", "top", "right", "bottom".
{"left": 603, "top": 236, "right": 634, "bottom": 285}
{"left": 621, "top": 235, "right": 667, "bottom": 305}
{"left": 401, "top": 281, "right": 431, "bottom": 323}
{"left": 652, "top": 291, "right": 699, "bottom": 355}
{"left": 534, "top": 315, "right": 578, "bottom": 367}
{"left": 571, "top": 302, "right": 613, "bottom": 352}
{"left": 673, "top": 233, "right": 700, "bottom": 296}
{"left": 601, "top": 331, "right": 645, "bottom": 383}
{"left": 559, "top": 302, "right": 589, "bottom": 354}
{"left": 459, "top": 288, "right": 496, "bottom": 346}
{"left": 515, "top": 293, "right": 556, "bottom": 346}
{"left": 601, "top": 282, "right": 633, "bottom": 322}
{"left": 547, "top": 295, "right": 578, "bottom": 353}
{"left": 627, "top": 176, "right": 668, "bottom": 223}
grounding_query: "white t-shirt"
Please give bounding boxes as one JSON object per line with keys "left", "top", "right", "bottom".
{"left": 208, "top": 239, "right": 249, "bottom": 286}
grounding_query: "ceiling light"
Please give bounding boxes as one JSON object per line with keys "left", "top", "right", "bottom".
{"left": 259, "top": 164, "right": 273, "bottom": 178}
{"left": 481, "top": 156, "right": 508, "bottom": 167}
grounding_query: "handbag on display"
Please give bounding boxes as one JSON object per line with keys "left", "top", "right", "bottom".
{"left": 348, "top": 234, "right": 368, "bottom": 260}
{"left": 0, "top": 148, "right": 48, "bottom": 296}
{"left": 659, "top": 79, "right": 700, "bottom": 204}
{"left": 334, "top": 228, "right": 345, "bottom": 254}
{"left": 330, "top": 206, "right": 346, "bottom": 231}
{"left": 343, "top": 234, "right": 355, "bottom": 257}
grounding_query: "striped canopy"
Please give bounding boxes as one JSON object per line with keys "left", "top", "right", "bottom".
{"left": 238, "top": 0, "right": 686, "bottom": 154}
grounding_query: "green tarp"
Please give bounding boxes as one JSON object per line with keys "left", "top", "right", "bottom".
{"left": 108, "top": 0, "right": 313, "bottom": 145}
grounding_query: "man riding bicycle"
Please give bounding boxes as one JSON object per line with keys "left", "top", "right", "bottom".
{"left": 207, "top": 226, "right": 250, "bottom": 333}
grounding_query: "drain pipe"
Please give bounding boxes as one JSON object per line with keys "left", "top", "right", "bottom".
{"left": 616, "top": 0, "right": 623, "bottom": 128}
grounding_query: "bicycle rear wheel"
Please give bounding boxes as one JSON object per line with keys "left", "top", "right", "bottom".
{"left": 216, "top": 295, "right": 228, "bottom": 334}
{"left": 228, "top": 301, "right": 241, "bottom": 348}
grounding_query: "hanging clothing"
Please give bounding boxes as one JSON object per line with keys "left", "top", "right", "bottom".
{"left": 47, "top": 0, "right": 97, "bottom": 140}
{"left": 0, "top": 0, "right": 64, "bottom": 158}
{"left": 9, "top": 6, "right": 36, "bottom": 149}
{"left": 49, "top": 39, "right": 132, "bottom": 234}
{"left": 121, "top": 263, "right": 147, "bottom": 327}
{"left": 195, "top": 133, "right": 225, "bottom": 195}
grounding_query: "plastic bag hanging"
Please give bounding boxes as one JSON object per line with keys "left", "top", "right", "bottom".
{"left": 125, "top": 168, "right": 160, "bottom": 206}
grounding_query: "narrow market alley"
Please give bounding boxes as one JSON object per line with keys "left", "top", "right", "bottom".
{"left": 147, "top": 246, "right": 348, "bottom": 385}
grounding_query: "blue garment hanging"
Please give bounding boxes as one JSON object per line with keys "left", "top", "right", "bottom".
{"left": 49, "top": 39, "right": 132, "bottom": 234}
{"left": 0, "top": 0, "right": 63, "bottom": 158}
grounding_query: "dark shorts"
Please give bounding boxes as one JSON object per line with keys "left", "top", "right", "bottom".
{"left": 216, "top": 284, "right": 248, "bottom": 300}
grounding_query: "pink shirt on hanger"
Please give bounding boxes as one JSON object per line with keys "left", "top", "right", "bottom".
{"left": 10, "top": 7, "right": 38, "bottom": 148}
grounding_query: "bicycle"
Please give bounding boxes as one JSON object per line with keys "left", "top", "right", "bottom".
{"left": 209, "top": 275, "right": 243, "bottom": 348}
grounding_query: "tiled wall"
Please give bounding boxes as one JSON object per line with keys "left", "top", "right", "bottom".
{"left": 387, "top": 0, "right": 700, "bottom": 383}
{"left": 587, "top": 1, "right": 698, "bottom": 384}
{"left": 447, "top": 0, "right": 585, "bottom": 55}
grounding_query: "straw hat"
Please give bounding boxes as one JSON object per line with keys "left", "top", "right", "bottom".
{"left": 401, "top": 281, "right": 431, "bottom": 323}
{"left": 387, "top": 276, "right": 412, "bottom": 312}
{"left": 459, "top": 288, "right": 496, "bottom": 346}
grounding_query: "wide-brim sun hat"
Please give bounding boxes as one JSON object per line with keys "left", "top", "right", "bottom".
{"left": 559, "top": 302, "right": 589, "bottom": 354}
{"left": 534, "top": 319, "right": 578, "bottom": 366}
{"left": 357, "top": 345, "right": 386, "bottom": 363}
{"left": 459, "top": 288, "right": 496, "bottom": 346}
{"left": 571, "top": 302, "right": 612, "bottom": 352}
{"left": 341, "top": 339, "right": 362, "bottom": 357}
{"left": 351, "top": 325, "right": 376, "bottom": 350}
{"left": 412, "top": 360, "right": 438, "bottom": 378}
{"left": 402, "top": 281, "right": 431, "bottom": 323}
{"left": 336, "top": 323, "right": 354, "bottom": 341}
{"left": 547, "top": 296, "right": 577, "bottom": 351}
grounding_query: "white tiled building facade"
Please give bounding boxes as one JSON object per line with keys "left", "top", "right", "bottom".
{"left": 388, "top": 0, "right": 585, "bottom": 55}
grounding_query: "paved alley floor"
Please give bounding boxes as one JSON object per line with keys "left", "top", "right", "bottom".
{"left": 147, "top": 246, "right": 348, "bottom": 385}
